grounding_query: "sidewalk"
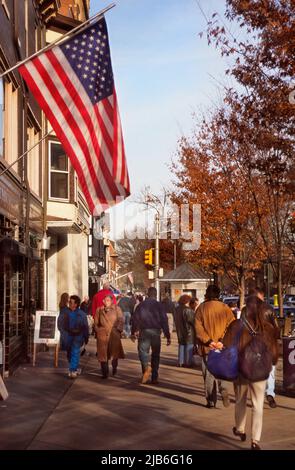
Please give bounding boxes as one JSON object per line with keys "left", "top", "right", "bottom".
{"left": 0, "top": 335, "right": 294, "bottom": 450}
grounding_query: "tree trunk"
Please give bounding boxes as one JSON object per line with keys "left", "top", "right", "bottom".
{"left": 239, "top": 273, "right": 246, "bottom": 309}
{"left": 277, "top": 259, "right": 284, "bottom": 318}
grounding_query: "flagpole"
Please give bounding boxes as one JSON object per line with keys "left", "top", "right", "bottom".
{"left": 0, "top": 130, "right": 54, "bottom": 178}
{"left": 0, "top": 3, "right": 116, "bottom": 80}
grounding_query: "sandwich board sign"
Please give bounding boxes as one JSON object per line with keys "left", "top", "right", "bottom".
{"left": 0, "top": 374, "right": 8, "bottom": 401}
{"left": 33, "top": 311, "right": 60, "bottom": 367}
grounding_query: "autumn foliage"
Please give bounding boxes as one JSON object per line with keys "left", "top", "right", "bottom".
{"left": 172, "top": 0, "right": 295, "bottom": 313}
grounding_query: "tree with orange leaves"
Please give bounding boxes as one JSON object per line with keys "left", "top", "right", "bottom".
{"left": 203, "top": 0, "right": 295, "bottom": 315}
{"left": 171, "top": 109, "right": 269, "bottom": 307}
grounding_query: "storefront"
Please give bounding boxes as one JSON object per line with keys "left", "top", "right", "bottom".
{"left": 0, "top": 175, "right": 27, "bottom": 375}
{"left": 0, "top": 180, "right": 43, "bottom": 375}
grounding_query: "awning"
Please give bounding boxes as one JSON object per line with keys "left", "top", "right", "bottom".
{"left": 0, "top": 238, "right": 28, "bottom": 257}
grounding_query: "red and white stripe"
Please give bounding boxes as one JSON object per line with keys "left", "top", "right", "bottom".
{"left": 20, "top": 47, "right": 130, "bottom": 215}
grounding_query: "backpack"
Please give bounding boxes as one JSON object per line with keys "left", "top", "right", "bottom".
{"left": 64, "top": 311, "right": 84, "bottom": 336}
{"left": 239, "top": 317, "right": 272, "bottom": 382}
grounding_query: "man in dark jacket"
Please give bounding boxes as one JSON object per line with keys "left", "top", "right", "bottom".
{"left": 118, "top": 292, "right": 134, "bottom": 338}
{"left": 161, "top": 293, "right": 175, "bottom": 335}
{"left": 131, "top": 287, "right": 171, "bottom": 384}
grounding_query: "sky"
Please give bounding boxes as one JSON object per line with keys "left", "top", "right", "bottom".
{"left": 90, "top": 0, "right": 229, "bottom": 239}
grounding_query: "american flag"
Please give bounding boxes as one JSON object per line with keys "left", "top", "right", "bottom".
{"left": 19, "top": 17, "right": 130, "bottom": 215}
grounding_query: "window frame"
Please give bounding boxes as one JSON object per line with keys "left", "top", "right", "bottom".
{"left": 27, "top": 124, "right": 41, "bottom": 198}
{"left": 48, "top": 140, "right": 69, "bottom": 202}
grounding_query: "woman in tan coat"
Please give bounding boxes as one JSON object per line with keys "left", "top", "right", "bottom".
{"left": 94, "top": 295, "right": 125, "bottom": 378}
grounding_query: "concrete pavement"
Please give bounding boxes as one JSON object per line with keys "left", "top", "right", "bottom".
{"left": 0, "top": 335, "right": 294, "bottom": 450}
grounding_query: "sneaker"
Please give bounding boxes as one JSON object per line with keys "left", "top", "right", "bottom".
{"left": 68, "top": 371, "right": 78, "bottom": 379}
{"left": 151, "top": 378, "right": 159, "bottom": 385}
{"left": 141, "top": 366, "right": 152, "bottom": 384}
{"left": 221, "top": 390, "right": 230, "bottom": 408}
{"left": 232, "top": 427, "right": 246, "bottom": 442}
{"left": 76, "top": 368, "right": 82, "bottom": 375}
{"left": 266, "top": 395, "right": 277, "bottom": 408}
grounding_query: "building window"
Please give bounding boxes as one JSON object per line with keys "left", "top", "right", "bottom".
{"left": 4, "top": 81, "right": 18, "bottom": 167}
{"left": 49, "top": 141, "right": 69, "bottom": 200}
{"left": 0, "top": 78, "right": 3, "bottom": 159}
{"left": 27, "top": 125, "right": 41, "bottom": 197}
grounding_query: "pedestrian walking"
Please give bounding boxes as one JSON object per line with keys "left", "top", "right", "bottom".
{"left": 247, "top": 287, "right": 280, "bottom": 408}
{"left": 174, "top": 295, "right": 194, "bottom": 367}
{"left": 134, "top": 294, "right": 144, "bottom": 312}
{"left": 118, "top": 292, "right": 133, "bottom": 338}
{"left": 189, "top": 298, "right": 200, "bottom": 313}
{"left": 80, "top": 295, "right": 94, "bottom": 355}
{"left": 183, "top": 301, "right": 196, "bottom": 367}
{"left": 195, "top": 285, "right": 235, "bottom": 408}
{"left": 161, "top": 293, "right": 175, "bottom": 336}
{"left": 91, "top": 282, "right": 116, "bottom": 317}
{"left": 61, "top": 295, "right": 89, "bottom": 378}
{"left": 94, "top": 295, "right": 125, "bottom": 379}
{"left": 222, "top": 295, "right": 279, "bottom": 450}
{"left": 131, "top": 287, "right": 171, "bottom": 385}
{"left": 57, "top": 292, "right": 70, "bottom": 351}
{"left": 80, "top": 296, "right": 90, "bottom": 314}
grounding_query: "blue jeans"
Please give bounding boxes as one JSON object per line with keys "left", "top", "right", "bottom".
{"left": 266, "top": 365, "right": 276, "bottom": 397}
{"left": 178, "top": 343, "right": 194, "bottom": 366}
{"left": 67, "top": 339, "right": 82, "bottom": 372}
{"left": 123, "top": 311, "right": 131, "bottom": 337}
{"left": 138, "top": 329, "right": 161, "bottom": 380}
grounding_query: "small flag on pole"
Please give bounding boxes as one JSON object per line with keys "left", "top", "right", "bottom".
{"left": 19, "top": 17, "right": 130, "bottom": 215}
{"left": 127, "top": 272, "right": 134, "bottom": 285}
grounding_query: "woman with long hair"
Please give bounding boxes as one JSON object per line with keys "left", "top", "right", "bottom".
{"left": 94, "top": 295, "right": 125, "bottom": 378}
{"left": 223, "top": 295, "right": 279, "bottom": 450}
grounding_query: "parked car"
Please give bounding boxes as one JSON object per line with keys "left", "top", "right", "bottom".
{"left": 221, "top": 296, "right": 239, "bottom": 306}
{"left": 284, "top": 295, "right": 295, "bottom": 304}
{"left": 273, "top": 306, "right": 295, "bottom": 318}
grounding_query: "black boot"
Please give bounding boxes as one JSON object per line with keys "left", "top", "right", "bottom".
{"left": 101, "top": 362, "right": 109, "bottom": 379}
{"left": 112, "top": 359, "right": 118, "bottom": 376}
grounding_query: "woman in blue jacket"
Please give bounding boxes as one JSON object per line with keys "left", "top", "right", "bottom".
{"left": 63, "top": 295, "right": 89, "bottom": 378}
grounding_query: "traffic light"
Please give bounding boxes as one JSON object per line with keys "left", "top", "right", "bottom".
{"left": 144, "top": 248, "right": 153, "bottom": 265}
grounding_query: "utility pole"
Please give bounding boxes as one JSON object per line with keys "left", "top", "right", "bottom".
{"left": 155, "top": 212, "right": 160, "bottom": 301}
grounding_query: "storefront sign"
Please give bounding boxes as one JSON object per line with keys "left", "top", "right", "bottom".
{"left": 283, "top": 337, "right": 295, "bottom": 391}
{"left": 0, "top": 176, "right": 22, "bottom": 223}
{"left": 33, "top": 311, "right": 60, "bottom": 345}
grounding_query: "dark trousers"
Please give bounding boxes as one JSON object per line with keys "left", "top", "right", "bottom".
{"left": 101, "top": 359, "right": 118, "bottom": 378}
{"left": 138, "top": 329, "right": 161, "bottom": 380}
{"left": 202, "top": 355, "right": 228, "bottom": 405}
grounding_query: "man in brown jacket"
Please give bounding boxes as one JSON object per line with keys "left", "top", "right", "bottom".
{"left": 195, "top": 285, "right": 235, "bottom": 408}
